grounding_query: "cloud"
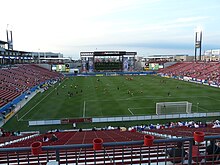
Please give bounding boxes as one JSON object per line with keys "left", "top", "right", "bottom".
{"left": 0, "top": 0, "right": 219, "bottom": 58}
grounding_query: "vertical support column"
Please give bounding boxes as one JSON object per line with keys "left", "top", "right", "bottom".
{"left": 55, "top": 149, "right": 60, "bottom": 162}
{"left": 199, "top": 32, "right": 202, "bottom": 61}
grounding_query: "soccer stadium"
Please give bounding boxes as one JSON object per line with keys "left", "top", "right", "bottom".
{"left": 1, "top": 41, "right": 220, "bottom": 164}
{"left": 1, "top": 1, "right": 220, "bottom": 164}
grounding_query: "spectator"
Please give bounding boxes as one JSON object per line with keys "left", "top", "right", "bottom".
{"left": 212, "top": 123, "right": 220, "bottom": 128}
{"left": 206, "top": 140, "right": 220, "bottom": 161}
{"left": 16, "top": 131, "right": 21, "bottom": 136}
{"left": 0, "top": 129, "right": 2, "bottom": 137}
{"left": 194, "top": 122, "right": 199, "bottom": 128}
{"left": 156, "top": 124, "right": 161, "bottom": 129}
{"left": 43, "top": 135, "right": 49, "bottom": 142}
{"left": 50, "top": 134, "right": 58, "bottom": 142}
{"left": 73, "top": 123, "right": 76, "bottom": 129}
{"left": 167, "top": 141, "right": 187, "bottom": 164}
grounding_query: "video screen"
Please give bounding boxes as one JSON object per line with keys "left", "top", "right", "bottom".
{"left": 94, "top": 62, "right": 123, "bottom": 70}
{"left": 51, "top": 64, "right": 66, "bottom": 72}
{"left": 149, "top": 63, "right": 159, "bottom": 70}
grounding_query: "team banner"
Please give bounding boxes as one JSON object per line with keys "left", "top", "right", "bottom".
{"left": 88, "top": 57, "right": 94, "bottom": 72}
{"left": 129, "top": 57, "right": 134, "bottom": 71}
{"left": 82, "top": 57, "right": 87, "bottom": 72}
{"left": 123, "top": 57, "right": 128, "bottom": 71}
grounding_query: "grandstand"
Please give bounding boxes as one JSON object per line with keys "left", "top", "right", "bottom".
{"left": 0, "top": 60, "right": 219, "bottom": 164}
{"left": 0, "top": 64, "right": 63, "bottom": 125}
{"left": 158, "top": 61, "right": 220, "bottom": 85}
{"left": 1, "top": 126, "right": 220, "bottom": 164}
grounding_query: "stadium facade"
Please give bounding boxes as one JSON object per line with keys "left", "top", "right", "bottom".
{"left": 0, "top": 40, "right": 65, "bottom": 65}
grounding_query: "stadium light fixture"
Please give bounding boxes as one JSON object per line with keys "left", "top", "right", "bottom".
{"left": 6, "top": 24, "right": 13, "bottom": 50}
{"left": 6, "top": 24, "right": 13, "bottom": 31}
{"left": 195, "top": 26, "right": 203, "bottom": 33}
{"left": 194, "top": 26, "right": 203, "bottom": 61}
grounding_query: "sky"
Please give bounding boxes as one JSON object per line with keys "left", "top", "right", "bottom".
{"left": 0, "top": 0, "right": 220, "bottom": 59}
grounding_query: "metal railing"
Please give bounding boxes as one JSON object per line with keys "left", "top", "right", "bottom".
{"left": 0, "top": 135, "right": 220, "bottom": 165}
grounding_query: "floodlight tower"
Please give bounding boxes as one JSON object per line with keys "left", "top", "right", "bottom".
{"left": 194, "top": 27, "right": 202, "bottom": 61}
{"left": 6, "top": 24, "right": 13, "bottom": 50}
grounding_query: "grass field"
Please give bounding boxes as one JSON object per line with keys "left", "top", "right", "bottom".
{"left": 3, "top": 75, "right": 220, "bottom": 131}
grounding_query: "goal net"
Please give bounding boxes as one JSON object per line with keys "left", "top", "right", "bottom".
{"left": 156, "top": 101, "right": 192, "bottom": 115}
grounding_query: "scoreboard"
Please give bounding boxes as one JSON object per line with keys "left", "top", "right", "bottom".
{"left": 94, "top": 62, "right": 123, "bottom": 70}
{"left": 80, "top": 51, "right": 137, "bottom": 72}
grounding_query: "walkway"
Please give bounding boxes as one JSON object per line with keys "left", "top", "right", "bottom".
{"left": 0, "top": 89, "right": 44, "bottom": 127}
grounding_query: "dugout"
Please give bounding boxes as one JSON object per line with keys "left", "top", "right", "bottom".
{"left": 80, "top": 51, "right": 137, "bottom": 72}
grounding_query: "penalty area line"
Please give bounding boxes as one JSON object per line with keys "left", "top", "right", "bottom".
{"left": 128, "top": 108, "right": 134, "bottom": 115}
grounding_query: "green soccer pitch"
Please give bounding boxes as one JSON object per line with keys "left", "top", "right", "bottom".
{"left": 3, "top": 75, "right": 220, "bottom": 131}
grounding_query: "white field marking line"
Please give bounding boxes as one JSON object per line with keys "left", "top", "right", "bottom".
{"left": 18, "top": 79, "right": 66, "bottom": 121}
{"left": 206, "top": 96, "right": 220, "bottom": 102}
{"left": 86, "top": 96, "right": 170, "bottom": 102}
{"left": 128, "top": 107, "right": 155, "bottom": 110}
{"left": 83, "top": 101, "right": 86, "bottom": 118}
{"left": 192, "top": 104, "right": 209, "bottom": 112}
{"left": 86, "top": 95, "right": 208, "bottom": 102}
{"left": 127, "top": 107, "right": 154, "bottom": 116}
{"left": 127, "top": 108, "right": 134, "bottom": 115}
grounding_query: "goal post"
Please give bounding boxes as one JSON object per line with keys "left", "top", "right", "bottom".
{"left": 156, "top": 101, "right": 192, "bottom": 115}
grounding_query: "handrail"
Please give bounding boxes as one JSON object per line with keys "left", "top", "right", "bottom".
{"left": 0, "top": 135, "right": 220, "bottom": 165}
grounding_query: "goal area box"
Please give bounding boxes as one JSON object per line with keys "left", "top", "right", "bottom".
{"left": 156, "top": 101, "right": 192, "bottom": 115}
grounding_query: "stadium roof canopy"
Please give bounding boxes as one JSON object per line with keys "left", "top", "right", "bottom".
{"left": 146, "top": 55, "right": 174, "bottom": 59}
{"left": 40, "top": 57, "right": 71, "bottom": 60}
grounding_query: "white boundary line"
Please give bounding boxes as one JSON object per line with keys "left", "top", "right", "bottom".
{"left": 127, "top": 108, "right": 134, "bottom": 115}
{"left": 83, "top": 101, "right": 86, "bottom": 118}
{"left": 207, "top": 96, "right": 220, "bottom": 102}
{"left": 86, "top": 95, "right": 209, "bottom": 102}
{"left": 192, "top": 104, "right": 209, "bottom": 112}
{"left": 128, "top": 107, "right": 155, "bottom": 110}
{"left": 127, "top": 107, "right": 155, "bottom": 116}
{"left": 18, "top": 89, "right": 55, "bottom": 121}
{"left": 18, "top": 79, "right": 66, "bottom": 121}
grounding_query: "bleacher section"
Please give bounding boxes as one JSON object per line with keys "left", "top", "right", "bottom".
{"left": 4, "top": 126, "right": 220, "bottom": 148}
{"left": 159, "top": 62, "right": 220, "bottom": 85}
{"left": 146, "top": 125, "right": 220, "bottom": 138}
{"left": 0, "top": 64, "right": 63, "bottom": 107}
{"left": 0, "top": 132, "right": 37, "bottom": 147}
{"left": 2, "top": 130, "right": 146, "bottom": 148}
{"left": 1, "top": 129, "right": 220, "bottom": 164}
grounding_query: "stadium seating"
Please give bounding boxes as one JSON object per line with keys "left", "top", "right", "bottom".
{"left": 2, "top": 130, "right": 147, "bottom": 148}
{"left": 0, "top": 64, "right": 63, "bottom": 107}
{"left": 146, "top": 125, "right": 220, "bottom": 138}
{"left": 159, "top": 62, "right": 220, "bottom": 85}
{"left": 0, "top": 127, "right": 220, "bottom": 164}
{"left": 2, "top": 61, "right": 220, "bottom": 164}
{"left": 0, "top": 129, "right": 220, "bottom": 164}
{"left": 0, "top": 129, "right": 175, "bottom": 164}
